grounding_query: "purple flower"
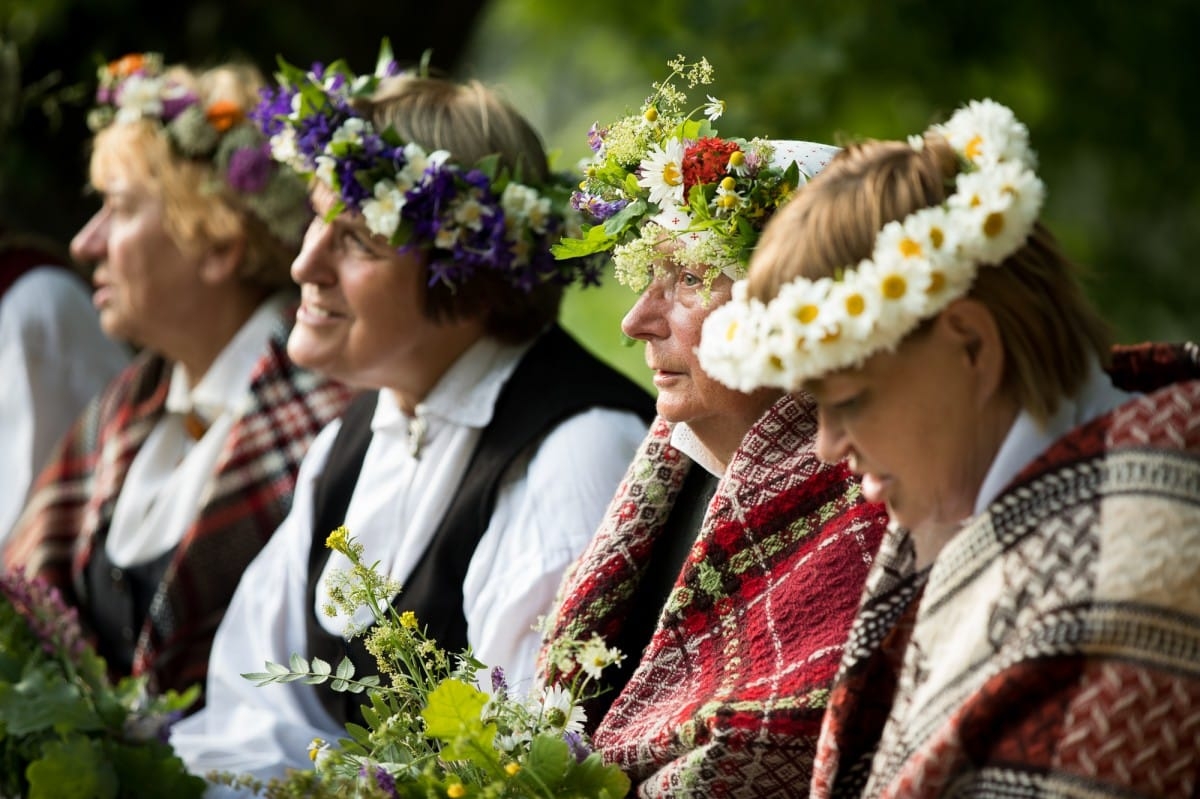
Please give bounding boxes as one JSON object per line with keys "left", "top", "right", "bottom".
{"left": 587, "top": 122, "right": 606, "bottom": 153}
{"left": 0, "top": 569, "right": 87, "bottom": 660}
{"left": 357, "top": 764, "right": 398, "bottom": 798}
{"left": 491, "top": 666, "right": 508, "bottom": 694}
{"left": 250, "top": 86, "right": 296, "bottom": 137}
{"left": 160, "top": 86, "right": 198, "bottom": 122}
{"left": 563, "top": 730, "right": 591, "bottom": 763}
{"left": 227, "top": 143, "right": 274, "bottom": 194}
{"left": 571, "top": 192, "right": 628, "bottom": 223}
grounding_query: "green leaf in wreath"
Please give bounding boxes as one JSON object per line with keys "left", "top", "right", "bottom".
{"left": 25, "top": 734, "right": 118, "bottom": 799}
{"left": 0, "top": 663, "right": 103, "bottom": 736}
{"left": 105, "top": 739, "right": 206, "bottom": 799}
{"left": 421, "top": 678, "right": 496, "bottom": 763}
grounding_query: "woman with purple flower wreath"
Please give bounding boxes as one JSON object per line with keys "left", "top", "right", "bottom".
{"left": 168, "top": 44, "right": 652, "bottom": 785}
{"left": 3, "top": 54, "right": 353, "bottom": 704}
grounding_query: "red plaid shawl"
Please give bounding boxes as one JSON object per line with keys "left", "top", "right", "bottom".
{"left": 813, "top": 342, "right": 1200, "bottom": 799}
{"left": 543, "top": 393, "right": 888, "bottom": 797}
{"left": 4, "top": 305, "right": 353, "bottom": 700}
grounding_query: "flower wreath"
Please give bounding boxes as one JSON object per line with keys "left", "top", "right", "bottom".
{"left": 251, "top": 41, "right": 602, "bottom": 293}
{"left": 697, "top": 99, "right": 1045, "bottom": 392}
{"left": 552, "top": 55, "right": 838, "bottom": 293}
{"left": 86, "top": 52, "right": 311, "bottom": 248}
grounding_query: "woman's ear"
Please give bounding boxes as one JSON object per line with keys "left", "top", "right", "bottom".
{"left": 938, "top": 297, "right": 1006, "bottom": 407}
{"left": 198, "top": 235, "right": 246, "bottom": 285}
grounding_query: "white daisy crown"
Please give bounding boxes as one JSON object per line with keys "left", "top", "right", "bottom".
{"left": 551, "top": 55, "right": 837, "bottom": 292}
{"left": 697, "top": 98, "right": 1045, "bottom": 393}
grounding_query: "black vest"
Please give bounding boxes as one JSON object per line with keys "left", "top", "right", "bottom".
{"left": 305, "top": 325, "right": 653, "bottom": 725}
{"left": 83, "top": 543, "right": 176, "bottom": 676}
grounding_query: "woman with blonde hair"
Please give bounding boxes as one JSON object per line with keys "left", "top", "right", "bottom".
{"left": 4, "top": 53, "right": 353, "bottom": 702}
{"left": 699, "top": 99, "right": 1200, "bottom": 797}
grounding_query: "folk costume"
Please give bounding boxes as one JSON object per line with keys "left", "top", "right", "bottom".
{"left": 4, "top": 297, "right": 353, "bottom": 700}
{"left": 170, "top": 327, "right": 652, "bottom": 781}
{"left": 812, "top": 343, "right": 1200, "bottom": 799}
{"left": 544, "top": 393, "right": 888, "bottom": 797}
{"left": 0, "top": 260, "right": 129, "bottom": 540}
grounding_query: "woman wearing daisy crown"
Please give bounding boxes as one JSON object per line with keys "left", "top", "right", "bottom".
{"left": 3, "top": 53, "right": 352, "bottom": 702}
{"left": 700, "top": 99, "right": 1200, "bottom": 797}
{"left": 540, "top": 56, "right": 888, "bottom": 797}
{"left": 168, "top": 44, "right": 652, "bottom": 783}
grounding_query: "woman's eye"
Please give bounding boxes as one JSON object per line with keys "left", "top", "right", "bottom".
{"left": 680, "top": 271, "right": 702, "bottom": 288}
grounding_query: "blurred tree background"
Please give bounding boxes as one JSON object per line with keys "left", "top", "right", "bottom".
{"left": 3, "top": 0, "right": 1197, "bottom": 389}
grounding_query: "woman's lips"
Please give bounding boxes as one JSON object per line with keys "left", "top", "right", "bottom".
{"left": 860, "top": 472, "right": 892, "bottom": 505}
{"left": 296, "top": 302, "right": 345, "bottom": 326}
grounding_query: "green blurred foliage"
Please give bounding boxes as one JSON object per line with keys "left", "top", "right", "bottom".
{"left": 0, "top": 0, "right": 486, "bottom": 243}
{"left": 463, "top": 0, "right": 1200, "bottom": 388}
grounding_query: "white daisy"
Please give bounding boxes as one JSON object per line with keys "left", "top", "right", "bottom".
{"left": 637, "top": 138, "right": 685, "bottom": 208}
{"left": 537, "top": 684, "right": 586, "bottom": 735}
{"left": 578, "top": 636, "right": 623, "bottom": 681}
{"left": 936, "top": 98, "right": 1035, "bottom": 170}
{"left": 704, "top": 95, "right": 726, "bottom": 121}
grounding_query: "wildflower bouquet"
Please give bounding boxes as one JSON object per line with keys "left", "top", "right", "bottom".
{"left": 553, "top": 55, "right": 831, "bottom": 292}
{"left": 222, "top": 528, "right": 629, "bottom": 798}
{"left": 0, "top": 569, "right": 203, "bottom": 799}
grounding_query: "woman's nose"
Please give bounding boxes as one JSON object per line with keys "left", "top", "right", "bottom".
{"left": 70, "top": 208, "right": 109, "bottom": 265}
{"left": 290, "top": 219, "right": 334, "bottom": 285}
{"left": 621, "top": 283, "right": 669, "bottom": 342}
{"left": 814, "top": 410, "right": 851, "bottom": 466}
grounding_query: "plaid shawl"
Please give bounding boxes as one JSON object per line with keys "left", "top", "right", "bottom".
{"left": 543, "top": 393, "right": 888, "bottom": 797}
{"left": 4, "top": 305, "right": 353, "bottom": 700}
{"left": 813, "top": 342, "right": 1200, "bottom": 799}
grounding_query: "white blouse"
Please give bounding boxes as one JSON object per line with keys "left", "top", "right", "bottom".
{"left": 105, "top": 293, "right": 291, "bottom": 566}
{"left": 0, "top": 268, "right": 129, "bottom": 541}
{"left": 170, "top": 335, "right": 647, "bottom": 786}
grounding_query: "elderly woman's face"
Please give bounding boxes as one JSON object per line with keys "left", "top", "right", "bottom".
{"left": 70, "top": 173, "right": 206, "bottom": 349}
{"left": 622, "top": 260, "right": 766, "bottom": 429}
{"left": 807, "top": 309, "right": 1006, "bottom": 539}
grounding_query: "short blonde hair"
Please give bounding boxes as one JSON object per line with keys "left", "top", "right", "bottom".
{"left": 747, "top": 134, "right": 1112, "bottom": 423}
{"left": 353, "top": 76, "right": 561, "bottom": 342}
{"left": 87, "top": 62, "right": 298, "bottom": 290}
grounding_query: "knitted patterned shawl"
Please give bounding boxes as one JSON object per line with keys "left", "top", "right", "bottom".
{"left": 813, "top": 342, "right": 1200, "bottom": 799}
{"left": 4, "top": 305, "right": 353, "bottom": 699}
{"left": 543, "top": 393, "right": 888, "bottom": 797}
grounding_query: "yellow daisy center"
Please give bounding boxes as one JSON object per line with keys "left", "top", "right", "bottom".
{"left": 965, "top": 134, "right": 984, "bottom": 162}
{"left": 725, "top": 321, "right": 739, "bottom": 341}
{"left": 845, "top": 293, "right": 865, "bottom": 316}
{"left": 643, "top": 106, "right": 659, "bottom": 123}
{"left": 821, "top": 326, "right": 842, "bottom": 343}
{"left": 881, "top": 274, "right": 908, "bottom": 300}
{"left": 505, "top": 763, "right": 521, "bottom": 776}
{"left": 796, "top": 304, "right": 819, "bottom": 324}
{"left": 662, "top": 162, "right": 682, "bottom": 186}
{"left": 983, "top": 211, "right": 1005, "bottom": 238}
{"left": 719, "top": 176, "right": 737, "bottom": 191}
{"left": 448, "top": 785, "right": 466, "bottom": 798}
{"left": 930, "top": 227, "right": 945, "bottom": 248}
{"left": 728, "top": 150, "right": 745, "bottom": 167}
{"left": 899, "top": 237, "right": 922, "bottom": 258}
{"left": 927, "top": 271, "right": 946, "bottom": 294}
{"left": 769, "top": 355, "right": 784, "bottom": 371}
{"left": 716, "top": 193, "right": 738, "bottom": 209}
